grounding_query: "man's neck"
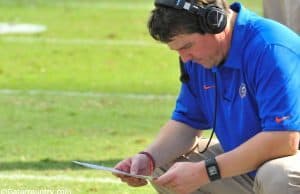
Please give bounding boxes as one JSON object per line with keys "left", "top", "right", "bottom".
{"left": 220, "top": 10, "right": 237, "bottom": 64}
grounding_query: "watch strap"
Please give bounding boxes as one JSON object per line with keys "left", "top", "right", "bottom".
{"left": 205, "top": 158, "right": 221, "bottom": 181}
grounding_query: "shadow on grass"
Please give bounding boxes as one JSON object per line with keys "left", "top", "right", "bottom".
{"left": 0, "top": 158, "right": 122, "bottom": 171}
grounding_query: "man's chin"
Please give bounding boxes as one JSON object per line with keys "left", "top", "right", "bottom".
{"left": 198, "top": 63, "right": 214, "bottom": 69}
{"left": 192, "top": 60, "right": 215, "bottom": 69}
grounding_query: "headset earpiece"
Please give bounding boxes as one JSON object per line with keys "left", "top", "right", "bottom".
{"left": 202, "top": 5, "right": 227, "bottom": 34}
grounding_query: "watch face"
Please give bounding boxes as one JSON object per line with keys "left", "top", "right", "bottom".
{"left": 208, "top": 166, "right": 218, "bottom": 176}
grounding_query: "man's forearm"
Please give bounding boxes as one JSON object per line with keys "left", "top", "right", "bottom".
{"left": 145, "top": 120, "right": 201, "bottom": 168}
{"left": 216, "top": 131, "right": 300, "bottom": 178}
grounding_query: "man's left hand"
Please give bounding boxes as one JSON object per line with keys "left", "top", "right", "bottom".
{"left": 153, "top": 161, "right": 209, "bottom": 194}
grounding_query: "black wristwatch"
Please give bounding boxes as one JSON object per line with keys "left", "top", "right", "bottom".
{"left": 205, "top": 158, "right": 221, "bottom": 181}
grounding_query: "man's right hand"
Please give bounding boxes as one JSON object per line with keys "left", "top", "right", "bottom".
{"left": 113, "top": 153, "right": 153, "bottom": 187}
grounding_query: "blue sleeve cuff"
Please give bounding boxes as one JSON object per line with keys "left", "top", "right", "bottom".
{"left": 172, "top": 112, "right": 211, "bottom": 130}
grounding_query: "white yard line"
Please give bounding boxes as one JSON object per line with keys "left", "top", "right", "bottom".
{"left": 0, "top": 173, "right": 121, "bottom": 184}
{"left": 0, "top": 37, "right": 160, "bottom": 47}
{"left": 0, "top": 89, "right": 176, "bottom": 100}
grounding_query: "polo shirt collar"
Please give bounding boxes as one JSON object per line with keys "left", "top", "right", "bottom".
{"left": 222, "top": 2, "right": 248, "bottom": 69}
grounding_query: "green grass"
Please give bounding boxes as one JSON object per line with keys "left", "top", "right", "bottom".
{"left": 0, "top": 0, "right": 262, "bottom": 94}
{"left": 0, "top": 0, "right": 262, "bottom": 193}
{"left": 0, "top": 93, "right": 172, "bottom": 193}
{"left": 0, "top": 93, "right": 175, "bottom": 160}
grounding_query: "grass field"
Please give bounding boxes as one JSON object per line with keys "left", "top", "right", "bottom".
{"left": 0, "top": 0, "right": 262, "bottom": 193}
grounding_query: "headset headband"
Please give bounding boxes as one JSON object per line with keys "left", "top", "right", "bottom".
{"left": 154, "top": 0, "right": 206, "bottom": 15}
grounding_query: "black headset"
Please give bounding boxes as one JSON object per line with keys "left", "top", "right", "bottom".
{"left": 154, "top": 1, "right": 222, "bottom": 152}
{"left": 154, "top": 0, "right": 227, "bottom": 34}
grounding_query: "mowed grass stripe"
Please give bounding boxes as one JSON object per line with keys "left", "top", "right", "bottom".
{"left": 52, "top": 2, "right": 153, "bottom": 10}
{"left": 0, "top": 1, "right": 153, "bottom": 10}
{"left": 1, "top": 37, "right": 161, "bottom": 47}
{"left": 0, "top": 89, "right": 176, "bottom": 100}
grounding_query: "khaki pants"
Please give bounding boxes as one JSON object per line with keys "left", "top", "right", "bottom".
{"left": 151, "top": 138, "right": 300, "bottom": 194}
{"left": 263, "top": 0, "right": 300, "bottom": 34}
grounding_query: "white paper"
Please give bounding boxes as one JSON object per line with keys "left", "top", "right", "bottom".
{"left": 72, "top": 161, "right": 154, "bottom": 181}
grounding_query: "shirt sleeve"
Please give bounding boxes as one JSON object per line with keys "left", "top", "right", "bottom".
{"left": 172, "top": 79, "right": 210, "bottom": 130}
{"left": 254, "top": 44, "right": 300, "bottom": 131}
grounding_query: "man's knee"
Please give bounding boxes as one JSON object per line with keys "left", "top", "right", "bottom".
{"left": 254, "top": 154, "right": 300, "bottom": 194}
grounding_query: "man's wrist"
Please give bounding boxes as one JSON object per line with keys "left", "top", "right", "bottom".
{"left": 139, "top": 151, "right": 156, "bottom": 173}
{"left": 204, "top": 157, "right": 221, "bottom": 181}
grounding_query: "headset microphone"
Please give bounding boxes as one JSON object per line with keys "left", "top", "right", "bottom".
{"left": 179, "top": 57, "right": 190, "bottom": 83}
{"left": 154, "top": 0, "right": 220, "bottom": 152}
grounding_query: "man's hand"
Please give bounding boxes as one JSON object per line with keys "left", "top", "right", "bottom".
{"left": 113, "top": 154, "right": 152, "bottom": 187}
{"left": 153, "top": 162, "right": 209, "bottom": 194}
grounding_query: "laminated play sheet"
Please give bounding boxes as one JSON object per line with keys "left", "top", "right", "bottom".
{"left": 72, "top": 161, "right": 154, "bottom": 181}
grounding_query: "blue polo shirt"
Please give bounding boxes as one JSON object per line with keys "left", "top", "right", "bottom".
{"left": 172, "top": 3, "right": 300, "bottom": 154}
